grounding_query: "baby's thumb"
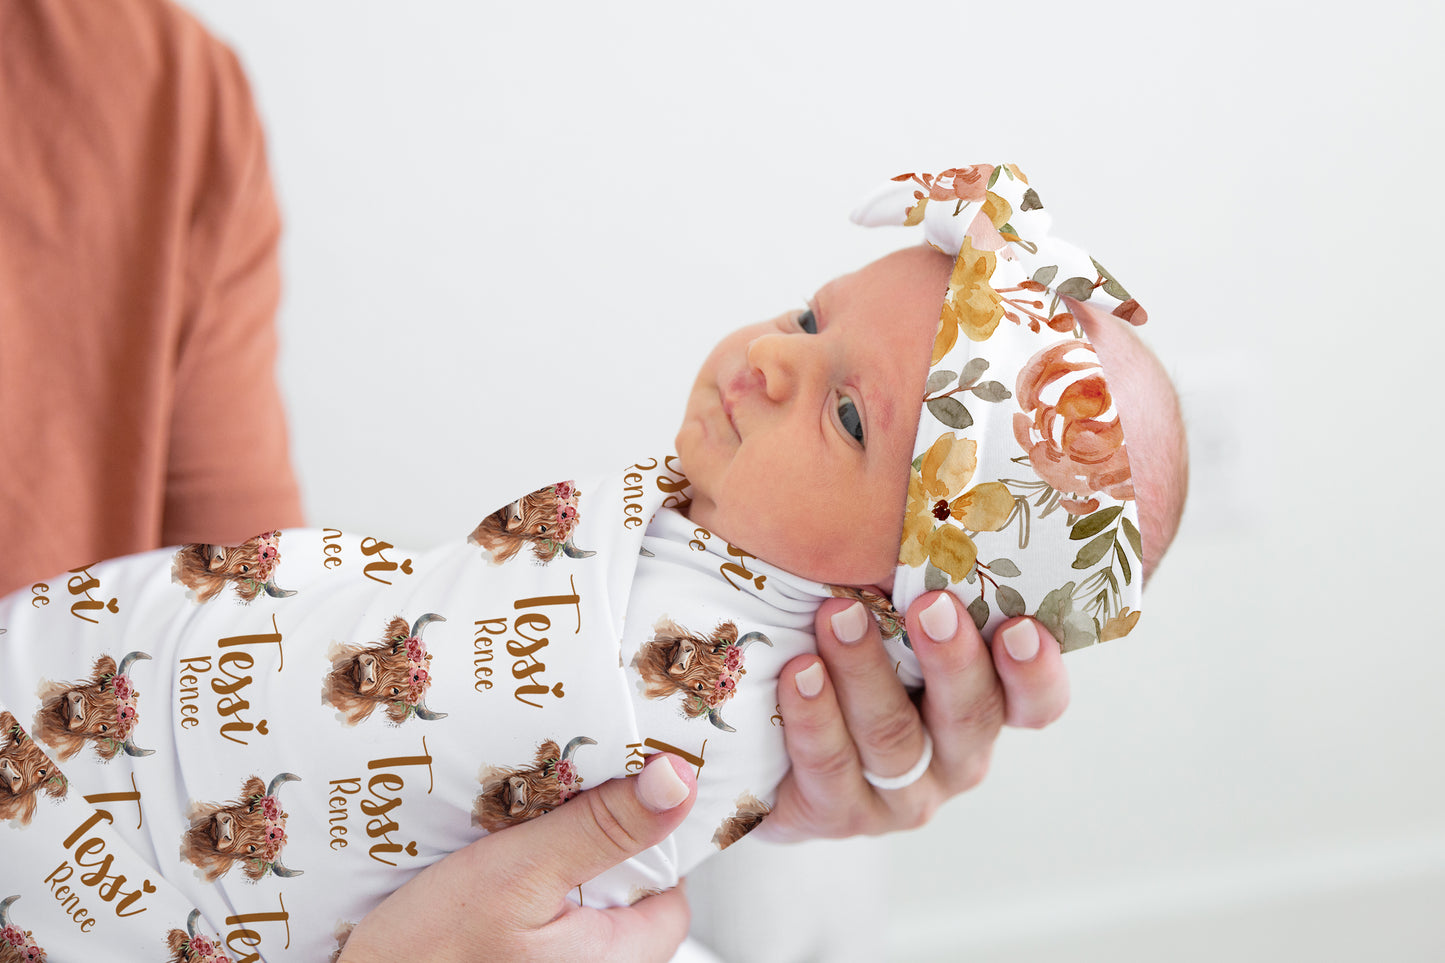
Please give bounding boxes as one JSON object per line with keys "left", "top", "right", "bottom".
{"left": 528, "top": 753, "right": 696, "bottom": 897}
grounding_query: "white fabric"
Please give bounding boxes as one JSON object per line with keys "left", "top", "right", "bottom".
{"left": 0, "top": 460, "right": 845, "bottom": 961}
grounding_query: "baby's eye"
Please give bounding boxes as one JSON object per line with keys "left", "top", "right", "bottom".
{"left": 796, "top": 309, "right": 818, "bottom": 334}
{"left": 837, "top": 395, "right": 864, "bottom": 446}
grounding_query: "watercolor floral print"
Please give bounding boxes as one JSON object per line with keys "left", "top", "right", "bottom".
{"left": 876, "top": 164, "right": 1147, "bottom": 651}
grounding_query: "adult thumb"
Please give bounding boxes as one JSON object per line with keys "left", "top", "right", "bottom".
{"left": 514, "top": 753, "right": 696, "bottom": 918}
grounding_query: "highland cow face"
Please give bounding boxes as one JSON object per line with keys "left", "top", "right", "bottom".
{"left": 33, "top": 653, "right": 152, "bottom": 762}
{"left": 172, "top": 532, "right": 290, "bottom": 604}
{"left": 0, "top": 713, "right": 66, "bottom": 825}
{"left": 210, "top": 807, "right": 268, "bottom": 856}
{"left": 633, "top": 620, "right": 739, "bottom": 708}
{"left": 469, "top": 482, "right": 591, "bottom": 564}
{"left": 474, "top": 737, "right": 594, "bottom": 832}
{"left": 632, "top": 620, "right": 772, "bottom": 731}
{"left": 321, "top": 615, "right": 446, "bottom": 727}
{"left": 182, "top": 774, "right": 301, "bottom": 883}
{"left": 502, "top": 771, "right": 556, "bottom": 820}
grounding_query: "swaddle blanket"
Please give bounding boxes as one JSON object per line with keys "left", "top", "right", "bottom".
{"left": 0, "top": 458, "right": 871, "bottom": 962}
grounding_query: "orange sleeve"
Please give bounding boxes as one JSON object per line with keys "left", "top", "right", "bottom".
{"left": 161, "top": 36, "right": 304, "bottom": 545}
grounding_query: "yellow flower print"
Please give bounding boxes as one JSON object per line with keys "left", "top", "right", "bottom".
{"left": 899, "top": 434, "right": 1013, "bottom": 582}
{"left": 1101, "top": 608, "right": 1141, "bottom": 642}
{"left": 934, "top": 238, "right": 1005, "bottom": 361}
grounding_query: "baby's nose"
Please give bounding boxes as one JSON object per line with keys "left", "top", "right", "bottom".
{"left": 746, "top": 333, "right": 811, "bottom": 401}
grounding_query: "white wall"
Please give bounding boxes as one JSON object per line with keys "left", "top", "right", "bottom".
{"left": 186, "top": 1, "right": 1445, "bottom": 959}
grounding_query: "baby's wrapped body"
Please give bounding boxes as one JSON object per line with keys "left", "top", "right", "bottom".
{"left": 0, "top": 461, "right": 865, "bottom": 962}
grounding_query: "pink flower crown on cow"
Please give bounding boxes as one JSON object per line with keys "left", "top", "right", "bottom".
{"left": 852, "top": 165, "right": 1146, "bottom": 653}
{"left": 243, "top": 790, "right": 290, "bottom": 874}
{"left": 390, "top": 630, "right": 434, "bottom": 711}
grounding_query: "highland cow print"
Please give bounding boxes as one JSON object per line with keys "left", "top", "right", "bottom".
{"left": 712, "top": 793, "right": 771, "bottom": 850}
{"left": 32, "top": 651, "right": 155, "bottom": 761}
{"left": 469, "top": 481, "right": 595, "bottom": 564}
{"left": 166, "top": 909, "right": 234, "bottom": 963}
{"left": 172, "top": 531, "right": 295, "bottom": 603}
{"left": 0, "top": 712, "right": 66, "bottom": 826}
{"left": 474, "top": 736, "right": 595, "bottom": 831}
{"left": 321, "top": 614, "right": 448, "bottom": 726}
{"left": 182, "top": 774, "right": 303, "bottom": 883}
{"left": 0, "top": 896, "right": 45, "bottom": 963}
{"left": 631, "top": 618, "right": 772, "bottom": 732}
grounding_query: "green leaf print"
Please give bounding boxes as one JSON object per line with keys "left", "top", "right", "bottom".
{"left": 996, "top": 584, "right": 1026, "bottom": 618}
{"left": 1072, "top": 531, "right": 1114, "bottom": 569}
{"left": 1070, "top": 505, "right": 1123, "bottom": 540}
{"left": 926, "top": 396, "right": 973, "bottom": 430}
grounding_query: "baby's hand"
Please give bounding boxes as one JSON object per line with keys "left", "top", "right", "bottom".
{"left": 763, "top": 593, "right": 1068, "bottom": 840}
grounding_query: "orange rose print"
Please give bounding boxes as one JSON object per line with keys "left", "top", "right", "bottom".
{"left": 1012, "top": 341, "right": 1133, "bottom": 501}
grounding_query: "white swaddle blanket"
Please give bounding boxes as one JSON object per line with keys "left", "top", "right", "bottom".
{"left": 0, "top": 457, "right": 910, "bottom": 962}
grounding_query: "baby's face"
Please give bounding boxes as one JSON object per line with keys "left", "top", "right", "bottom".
{"left": 676, "top": 246, "right": 951, "bottom": 587}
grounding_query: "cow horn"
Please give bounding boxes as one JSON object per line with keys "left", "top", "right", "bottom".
{"left": 266, "top": 772, "right": 301, "bottom": 798}
{"left": 410, "top": 613, "right": 446, "bottom": 638}
{"left": 122, "top": 735, "right": 155, "bottom": 757}
{"left": 118, "top": 650, "right": 152, "bottom": 676}
{"left": 561, "top": 736, "right": 596, "bottom": 762}
{"left": 413, "top": 704, "right": 448, "bottom": 721}
{"left": 262, "top": 579, "right": 297, "bottom": 598}
{"left": 707, "top": 708, "right": 736, "bottom": 733}
{"left": 561, "top": 537, "right": 595, "bottom": 559}
{"left": 186, "top": 908, "right": 202, "bottom": 938}
{"left": 269, "top": 858, "right": 304, "bottom": 878}
{"left": 735, "top": 631, "right": 773, "bottom": 652}
{"left": 0, "top": 895, "right": 16, "bottom": 928}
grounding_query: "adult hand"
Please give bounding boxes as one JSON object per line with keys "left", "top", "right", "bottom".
{"left": 762, "top": 592, "right": 1068, "bottom": 841}
{"left": 340, "top": 753, "right": 696, "bottom": 963}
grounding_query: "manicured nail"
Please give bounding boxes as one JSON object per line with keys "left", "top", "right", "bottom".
{"left": 1001, "top": 620, "right": 1040, "bottom": 662}
{"left": 795, "top": 661, "right": 824, "bottom": 699}
{"left": 830, "top": 601, "right": 868, "bottom": 644}
{"left": 919, "top": 594, "right": 958, "bottom": 643}
{"left": 637, "top": 755, "right": 690, "bottom": 812}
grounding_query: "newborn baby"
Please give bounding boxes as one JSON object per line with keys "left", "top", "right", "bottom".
{"left": 0, "top": 165, "right": 1185, "bottom": 963}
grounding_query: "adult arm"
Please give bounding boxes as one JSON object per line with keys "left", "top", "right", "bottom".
{"left": 162, "top": 29, "right": 305, "bottom": 544}
{"left": 764, "top": 595, "right": 1068, "bottom": 840}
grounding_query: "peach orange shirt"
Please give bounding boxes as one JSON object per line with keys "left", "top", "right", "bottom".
{"left": 0, "top": 0, "right": 303, "bottom": 597}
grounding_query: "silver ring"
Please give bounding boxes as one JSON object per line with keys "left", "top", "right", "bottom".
{"left": 862, "top": 731, "right": 933, "bottom": 791}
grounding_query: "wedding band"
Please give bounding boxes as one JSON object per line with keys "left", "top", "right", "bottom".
{"left": 862, "top": 731, "right": 933, "bottom": 791}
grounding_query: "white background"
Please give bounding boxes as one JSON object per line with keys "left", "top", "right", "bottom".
{"left": 185, "top": 2, "right": 1445, "bottom": 959}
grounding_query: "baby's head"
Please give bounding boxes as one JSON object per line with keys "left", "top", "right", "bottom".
{"left": 676, "top": 166, "right": 1186, "bottom": 649}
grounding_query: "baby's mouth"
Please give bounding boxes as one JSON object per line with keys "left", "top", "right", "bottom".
{"left": 720, "top": 390, "right": 739, "bottom": 438}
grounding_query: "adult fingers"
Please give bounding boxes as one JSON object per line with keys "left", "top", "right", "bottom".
{"left": 907, "top": 592, "right": 1008, "bottom": 797}
{"left": 549, "top": 881, "right": 692, "bottom": 963}
{"left": 815, "top": 597, "right": 930, "bottom": 786}
{"left": 512, "top": 753, "right": 697, "bottom": 925}
{"left": 763, "top": 650, "right": 875, "bottom": 841}
{"left": 991, "top": 617, "right": 1070, "bottom": 728}
{"left": 337, "top": 756, "right": 695, "bottom": 963}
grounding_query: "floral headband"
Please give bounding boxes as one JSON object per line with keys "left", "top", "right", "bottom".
{"left": 853, "top": 165, "right": 1146, "bottom": 652}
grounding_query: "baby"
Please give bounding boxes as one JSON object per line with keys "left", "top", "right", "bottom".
{"left": 0, "top": 165, "right": 1185, "bottom": 963}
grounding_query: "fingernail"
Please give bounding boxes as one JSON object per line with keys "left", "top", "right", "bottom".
{"left": 1001, "top": 620, "right": 1040, "bottom": 662}
{"left": 795, "top": 661, "right": 824, "bottom": 699}
{"left": 919, "top": 594, "right": 958, "bottom": 643}
{"left": 637, "top": 755, "right": 690, "bottom": 812}
{"left": 830, "top": 601, "right": 868, "bottom": 644}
